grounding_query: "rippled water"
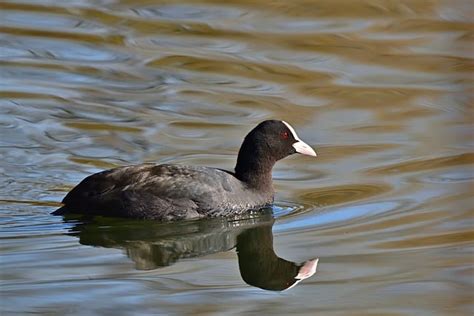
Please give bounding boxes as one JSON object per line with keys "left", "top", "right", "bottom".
{"left": 1, "top": 0, "right": 473, "bottom": 315}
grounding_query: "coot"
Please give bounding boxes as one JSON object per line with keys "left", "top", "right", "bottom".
{"left": 53, "top": 120, "right": 316, "bottom": 220}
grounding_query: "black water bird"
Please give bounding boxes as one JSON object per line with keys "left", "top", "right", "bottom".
{"left": 53, "top": 120, "right": 316, "bottom": 220}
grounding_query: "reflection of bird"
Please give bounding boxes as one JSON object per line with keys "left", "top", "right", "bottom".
{"left": 71, "top": 212, "right": 275, "bottom": 269}
{"left": 237, "top": 222, "right": 318, "bottom": 291}
{"left": 53, "top": 120, "right": 316, "bottom": 220}
{"left": 67, "top": 213, "right": 318, "bottom": 291}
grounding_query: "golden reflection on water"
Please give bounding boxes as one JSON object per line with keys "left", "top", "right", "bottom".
{"left": 366, "top": 152, "right": 474, "bottom": 174}
{"left": 0, "top": 0, "right": 473, "bottom": 315}
{"left": 299, "top": 183, "right": 392, "bottom": 206}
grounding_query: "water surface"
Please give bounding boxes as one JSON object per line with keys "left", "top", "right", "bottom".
{"left": 1, "top": 0, "right": 473, "bottom": 315}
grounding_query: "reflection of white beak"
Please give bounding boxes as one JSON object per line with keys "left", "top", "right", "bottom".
{"left": 296, "top": 258, "right": 319, "bottom": 280}
{"left": 284, "top": 258, "right": 319, "bottom": 291}
{"left": 293, "top": 140, "right": 317, "bottom": 157}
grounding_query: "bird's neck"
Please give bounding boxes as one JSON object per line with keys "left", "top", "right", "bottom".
{"left": 234, "top": 145, "right": 275, "bottom": 190}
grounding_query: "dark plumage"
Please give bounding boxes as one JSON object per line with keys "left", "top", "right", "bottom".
{"left": 53, "top": 120, "right": 316, "bottom": 221}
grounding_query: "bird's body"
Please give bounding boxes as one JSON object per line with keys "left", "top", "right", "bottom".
{"left": 55, "top": 164, "right": 273, "bottom": 221}
{"left": 53, "top": 120, "right": 316, "bottom": 221}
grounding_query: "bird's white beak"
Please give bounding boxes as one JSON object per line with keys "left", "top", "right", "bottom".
{"left": 282, "top": 121, "right": 317, "bottom": 157}
{"left": 293, "top": 140, "right": 317, "bottom": 157}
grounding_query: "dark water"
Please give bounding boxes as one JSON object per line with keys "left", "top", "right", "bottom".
{"left": 1, "top": 0, "right": 473, "bottom": 315}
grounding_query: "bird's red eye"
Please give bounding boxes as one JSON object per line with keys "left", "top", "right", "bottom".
{"left": 280, "top": 131, "right": 289, "bottom": 139}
